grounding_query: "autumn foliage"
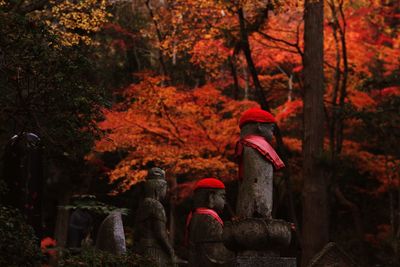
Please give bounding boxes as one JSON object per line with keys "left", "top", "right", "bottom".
{"left": 86, "top": 0, "right": 399, "bottom": 264}
{"left": 93, "top": 73, "right": 258, "bottom": 196}
{"left": 1, "top": 0, "right": 399, "bottom": 265}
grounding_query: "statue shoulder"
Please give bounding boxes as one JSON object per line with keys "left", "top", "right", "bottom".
{"left": 190, "top": 213, "right": 223, "bottom": 242}
{"left": 137, "top": 198, "right": 166, "bottom": 222}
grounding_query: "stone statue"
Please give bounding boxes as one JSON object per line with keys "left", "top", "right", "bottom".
{"left": 223, "top": 108, "right": 295, "bottom": 266}
{"left": 2, "top": 132, "right": 43, "bottom": 240}
{"left": 135, "top": 167, "right": 176, "bottom": 265}
{"left": 235, "top": 108, "right": 285, "bottom": 218}
{"left": 185, "top": 178, "right": 234, "bottom": 267}
{"left": 66, "top": 196, "right": 93, "bottom": 249}
{"left": 96, "top": 211, "right": 126, "bottom": 255}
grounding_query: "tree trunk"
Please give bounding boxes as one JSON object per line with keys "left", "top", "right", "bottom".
{"left": 238, "top": 7, "right": 270, "bottom": 111}
{"left": 229, "top": 43, "right": 241, "bottom": 100}
{"left": 145, "top": 0, "right": 168, "bottom": 79}
{"left": 301, "top": 0, "right": 329, "bottom": 266}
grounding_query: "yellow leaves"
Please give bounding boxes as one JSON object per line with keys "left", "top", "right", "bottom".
{"left": 159, "top": 0, "right": 235, "bottom": 57}
{"left": 39, "top": 0, "right": 111, "bottom": 46}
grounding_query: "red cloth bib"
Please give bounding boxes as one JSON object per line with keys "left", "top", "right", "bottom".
{"left": 184, "top": 208, "right": 223, "bottom": 246}
{"left": 235, "top": 135, "right": 285, "bottom": 179}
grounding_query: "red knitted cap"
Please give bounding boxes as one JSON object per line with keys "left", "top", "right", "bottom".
{"left": 239, "top": 107, "right": 276, "bottom": 128}
{"left": 194, "top": 178, "right": 225, "bottom": 190}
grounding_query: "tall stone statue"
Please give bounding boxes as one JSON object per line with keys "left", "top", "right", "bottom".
{"left": 223, "top": 108, "right": 295, "bottom": 266}
{"left": 235, "top": 107, "right": 285, "bottom": 218}
{"left": 185, "top": 178, "right": 234, "bottom": 267}
{"left": 135, "top": 167, "right": 176, "bottom": 266}
{"left": 2, "top": 132, "right": 43, "bottom": 240}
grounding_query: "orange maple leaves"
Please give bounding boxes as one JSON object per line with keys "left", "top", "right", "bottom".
{"left": 91, "top": 0, "right": 399, "bottom": 202}
{"left": 93, "top": 73, "right": 257, "bottom": 193}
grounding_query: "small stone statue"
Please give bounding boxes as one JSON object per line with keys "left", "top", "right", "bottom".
{"left": 96, "top": 211, "right": 126, "bottom": 255}
{"left": 185, "top": 178, "right": 234, "bottom": 267}
{"left": 235, "top": 107, "right": 285, "bottom": 218}
{"left": 66, "top": 205, "right": 93, "bottom": 249}
{"left": 135, "top": 167, "right": 176, "bottom": 265}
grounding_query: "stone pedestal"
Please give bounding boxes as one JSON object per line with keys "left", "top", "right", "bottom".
{"left": 234, "top": 256, "right": 296, "bottom": 267}
{"left": 224, "top": 218, "right": 296, "bottom": 267}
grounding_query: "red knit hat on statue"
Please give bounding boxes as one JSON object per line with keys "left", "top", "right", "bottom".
{"left": 194, "top": 178, "right": 225, "bottom": 191}
{"left": 239, "top": 107, "right": 276, "bottom": 128}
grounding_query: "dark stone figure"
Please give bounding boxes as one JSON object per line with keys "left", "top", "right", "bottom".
{"left": 96, "top": 211, "right": 126, "bottom": 255}
{"left": 135, "top": 167, "right": 176, "bottom": 266}
{"left": 223, "top": 108, "right": 296, "bottom": 266}
{"left": 186, "top": 178, "right": 234, "bottom": 267}
{"left": 2, "top": 132, "right": 43, "bottom": 239}
{"left": 66, "top": 207, "right": 93, "bottom": 249}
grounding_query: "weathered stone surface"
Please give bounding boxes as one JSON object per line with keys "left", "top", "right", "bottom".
{"left": 237, "top": 140, "right": 274, "bottom": 218}
{"left": 95, "top": 211, "right": 126, "bottom": 255}
{"left": 188, "top": 211, "right": 234, "bottom": 266}
{"left": 235, "top": 256, "right": 296, "bottom": 267}
{"left": 135, "top": 167, "right": 176, "bottom": 266}
{"left": 223, "top": 218, "right": 292, "bottom": 252}
{"left": 187, "top": 181, "right": 234, "bottom": 267}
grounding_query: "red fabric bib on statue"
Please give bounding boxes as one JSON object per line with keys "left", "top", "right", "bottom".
{"left": 235, "top": 135, "right": 285, "bottom": 179}
{"left": 184, "top": 208, "right": 223, "bottom": 246}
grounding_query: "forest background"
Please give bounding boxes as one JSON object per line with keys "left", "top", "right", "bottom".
{"left": 0, "top": 0, "right": 399, "bottom": 266}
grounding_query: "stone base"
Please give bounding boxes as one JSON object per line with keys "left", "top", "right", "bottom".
{"left": 234, "top": 256, "right": 297, "bottom": 267}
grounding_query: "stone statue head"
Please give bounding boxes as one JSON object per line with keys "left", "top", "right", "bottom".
{"left": 239, "top": 107, "right": 276, "bottom": 141}
{"left": 144, "top": 167, "right": 167, "bottom": 200}
{"left": 192, "top": 178, "right": 226, "bottom": 212}
{"left": 241, "top": 122, "right": 275, "bottom": 141}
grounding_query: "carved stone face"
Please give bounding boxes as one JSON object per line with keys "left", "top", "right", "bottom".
{"left": 257, "top": 123, "right": 275, "bottom": 141}
{"left": 210, "top": 189, "right": 226, "bottom": 212}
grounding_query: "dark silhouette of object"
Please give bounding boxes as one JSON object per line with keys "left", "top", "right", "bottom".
{"left": 66, "top": 195, "right": 94, "bottom": 249}
{"left": 186, "top": 178, "right": 234, "bottom": 267}
{"left": 2, "top": 132, "right": 43, "bottom": 239}
{"left": 96, "top": 211, "right": 126, "bottom": 255}
{"left": 135, "top": 167, "right": 176, "bottom": 266}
